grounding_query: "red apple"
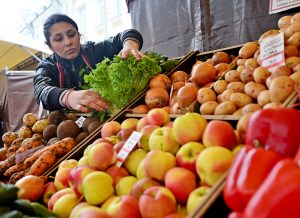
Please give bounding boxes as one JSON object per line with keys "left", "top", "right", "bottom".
{"left": 68, "top": 165, "right": 96, "bottom": 196}
{"left": 146, "top": 108, "right": 170, "bottom": 126}
{"left": 114, "top": 140, "right": 126, "bottom": 153}
{"left": 136, "top": 117, "right": 149, "bottom": 132}
{"left": 139, "top": 186, "right": 177, "bottom": 218}
{"left": 54, "top": 168, "right": 72, "bottom": 190}
{"left": 87, "top": 142, "right": 117, "bottom": 171}
{"left": 116, "top": 128, "right": 135, "bottom": 141}
{"left": 164, "top": 167, "right": 197, "bottom": 204}
{"left": 41, "top": 181, "right": 57, "bottom": 205}
{"left": 105, "top": 195, "right": 140, "bottom": 218}
{"left": 71, "top": 205, "right": 112, "bottom": 218}
{"left": 15, "top": 175, "right": 45, "bottom": 202}
{"left": 101, "top": 121, "right": 121, "bottom": 138}
{"left": 92, "top": 137, "right": 114, "bottom": 146}
{"left": 176, "top": 141, "right": 205, "bottom": 173}
{"left": 202, "top": 120, "right": 237, "bottom": 149}
{"left": 130, "top": 177, "right": 161, "bottom": 199}
{"left": 105, "top": 165, "right": 129, "bottom": 186}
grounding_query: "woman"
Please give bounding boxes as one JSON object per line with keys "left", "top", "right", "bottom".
{"left": 34, "top": 13, "right": 143, "bottom": 112}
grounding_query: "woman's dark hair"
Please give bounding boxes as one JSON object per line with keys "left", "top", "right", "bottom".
{"left": 43, "top": 13, "right": 78, "bottom": 46}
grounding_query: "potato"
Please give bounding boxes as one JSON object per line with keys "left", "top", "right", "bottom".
{"left": 225, "top": 70, "right": 241, "bottom": 82}
{"left": 266, "top": 75, "right": 277, "bottom": 88}
{"left": 236, "top": 113, "right": 254, "bottom": 139}
{"left": 245, "top": 58, "right": 259, "bottom": 69}
{"left": 2, "top": 131, "right": 18, "bottom": 146}
{"left": 287, "top": 32, "right": 300, "bottom": 47}
{"left": 237, "top": 59, "right": 247, "bottom": 66}
{"left": 293, "top": 64, "right": 300, "bottom": 73}
{"left": 32, "top": 119, "right": 48, "bottom": 133}
{"left": 257, "top": 90, "right": 271, "bottom": 107}
{"left": 242, "top": 103, "right": 261, "bottom": 115}
{"left": 290, "top": 71, "right": 300, "bottom": 86}
{"left": 259, "top": 29, "right": 279, "bottom": 44}
{"left": 213, "top": 80, "right": 228, "bottom": 94}
{"left": 271, "top": 65, "right": 292, "bottom": 77}
{"left": 199, "top": 101, "right": 218, "bottom": 115}
{"left": 240, "top": 68, "right": 254, "bottom": 83}
{"left": 244, "top": 81, "right": 267, "bottom": 99}
{"left": 239, "top": 42, "right": 259, "bottom": 59}
{"left": 214, "top": 100, "right": 237, "bottom": 115}
{"left": 278, "top": 15, "right": 292, "bottom": 29}
{"left": 197, "top": 87, "right": 216, "bottom": 104}
{"left": 219, "top": 89, "right": 236, "bottom": 102}
{"left": 227, "top": 81, "right": 245, "bottom": 93}
{"left": 237, "top": 65, "right": 245, "bottom": 73}
{"left": 18, "top": 126, "right": 33, "bottom": 139}
{"left": 286, "top": 56, "right": 300, "bottom": 69}
{"left": 230, "top": 93, "right": 253, "bottom": 108}
{"left": 23, "top": 113, "right": 38, "bottom": 127}
{"left": 291, "top": 12, "right": 300, "bottom": 25}
{"left": 232, "top": 107, "right": 243, "bottom": 116}
{"left": 284, "top": 45, "right": 299, "bottom": 57}
{"left": 269, "top": 76, "right": 295, "bottom": 102}
{"left": 284, "top": 23, "right": 300, "bottom": 38}
{"left": 263, "top": 102, "right": 283, "bottom": 109}
{"left": 253, "top": 67, "right": 271, "bottom": 84}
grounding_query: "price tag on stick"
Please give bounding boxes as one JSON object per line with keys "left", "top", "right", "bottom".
{"left": 115, "top": 131, "right": 143, "bottom": 167}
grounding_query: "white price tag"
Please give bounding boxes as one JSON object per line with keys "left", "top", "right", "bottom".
{"left": 115, "top": 131, "right": 143, "bottom": 167}
{"left": 269, "top": 0, "right": 300, "bottom": 14}
{"left": 75, "top": 116, "right": 86, "bottom": 128}
{"left": 260, "top": 32, "right": 285, "bottom": 72}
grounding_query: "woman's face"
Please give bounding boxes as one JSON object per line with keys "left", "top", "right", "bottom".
{"left": 48, "top": 22, "right": 81, "bottom": 60}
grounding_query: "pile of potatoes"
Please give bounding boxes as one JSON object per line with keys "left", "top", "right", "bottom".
{"left": 137, "top": 12, "right": 300, "bottom": 116}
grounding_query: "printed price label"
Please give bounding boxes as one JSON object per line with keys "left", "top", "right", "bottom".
{"left": 115, "top": 131, "right": 143, "bottom": 167}
{"left": 269, "top": 0, "right": 300, "bottom": 14}
{"left": 260, "top": 32, "right": 285, "bottom": 72}
{"left": 75, "top": 116, "right": 86, "bottom": 128}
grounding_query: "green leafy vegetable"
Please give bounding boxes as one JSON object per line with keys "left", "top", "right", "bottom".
{"left": 84, "top": 53, "right": 161, "bottom": 115}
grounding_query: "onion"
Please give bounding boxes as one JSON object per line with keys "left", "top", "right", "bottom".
{"left": 176, "top": 82, "right": 198, "bottom": 108}
{"left": 170, "top": 71, "right": 189, "bottom": 83}
{"left": 190, "top": 62, "right": 217, "bottom": 86}
{"left": 145, "top": 87, "right": 169, "bottom": 109}
{"left": 169, "top": 81, "right": 185, "bottom": 102}
{"left": 130, "top": 104, "right": 149, "bottom": 114}
{"left": 149, "top": 74, "right": 171, "bottom": 90}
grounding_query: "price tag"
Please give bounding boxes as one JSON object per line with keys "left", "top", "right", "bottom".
{"left": 115, "top": 131, "right": 143, "bottom": 167}
{"left": 260, "top": 32, "right": 285, "bottom": 72}
{"left": 269, "top": 0, "right": 300, "bottom": 14}
{"left": 75, "top": 116, "right": 86, "bottom": 128}
{"left": 15, "top": 145, "right": 45, "bottom": 164}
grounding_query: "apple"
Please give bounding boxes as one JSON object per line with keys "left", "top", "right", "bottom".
{"left": 116, "top": 128, "right": 135, "bottom": 141}
{"left": 164, "top": 167, "right": 197, "bottom": 204}
{"left": 123, "top": 148, "right": 147, "bottom": 176}
{"left": 68, "top": 165, "right": 96, "bottom": 196}
{"left": 172, "top": 112, "right": 208, "bottom": 145}
{"left": 41, "top": 181, "right": 57, "bottom": 205}
{"left": 58, "top": 159, "right": 78, "bottom": 170}
{"left": 101, "top": 196, "right": 118, "bottom": 211}
{"left": 15, "top": 175, "right": 44, "bottom": 201}
{"left": 48, "top": 187, "right": 74, "bottom": 210}
{"left": 148, "top": 127, "right": 180, "bottom": 154}
{"left": 105, "top": 195, "right": 140, "bottom": 218}
{"left": 130, "top": 177, "right": 161, "bottom": 199}
{"left": 164, "top": 121, "right": 173, "bottom": 128}
{"left": 136, "top": 117, "right": 149, "bottom": 132}
{"left": 186, "top": 186, "right": 211, "bottom": 215}
{"left": 115, "top": 176, "right": 138, "bottom": 196}
{"left": 196, "top": 146, "right": 233, "bottom": 186}
{"left": 77, "top": 156, "right": 89, "bottom": 166}
{"left": 113, "top": 140, "right": 126, "bottom": 153}
{"left": 143, "top": 150, "right": 176, "bottom": 181}
{"left": 92, "top": 137, "right": 114, "bottom": 146}
{"left": 82, "top": 171, "right": 114, "bottom": 205}
{"left": 138, "top": 124, "right": 160, "bottom": 151}
{"left": 101, "top": 121, "right": 121, "bottom": 138}
{"left": 136, "top": 158, "right": 147, "bottom": 180}
{"left": 139, "top": 186, "right": 177, "bottom": 218}
{"left": 54, "top": 168, "right": 72, "bottom": 190}
{"left": 121, "top": 118, "right": 139, "bottom": 130}
{"left": 105, "top": 165, "right": 129, "bottom": 186}
{"left": 87, "top": 142, "right": 117, "bottom": 171}
{"left": 69, "top": 202, "right": 90, "bottom": 218}
{"left": 176, "top": 141, "right": 205, "bottom": 173}
{"left": 53, "top": 193, "right": 79, "bottom": 218}
{"left": 146, "top": 108, "right": 170, "bottom": 126}
{"left": 202, "top": 120, "right": 237, "bottom": 149}
{"left": 74, "top": 205, "right": 113, "bottom": 218}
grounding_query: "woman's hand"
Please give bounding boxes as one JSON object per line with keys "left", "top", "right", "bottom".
{"left": 63, "top": 90, "right": 109, "bottom": 113}
{"left": 119, "top": 39, "right": 143, "bottom": 60}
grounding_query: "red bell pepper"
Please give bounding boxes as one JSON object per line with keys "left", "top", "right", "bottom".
{"left": 245, "top": 108, "right": 300, "bottom": 158}
{"left": 241, "top": 158, "right": 300, "bottom": 218}
{"left": 223, "top": 146, "right": 282, "bottom": 212}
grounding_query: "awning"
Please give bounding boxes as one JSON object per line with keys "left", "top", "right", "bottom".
{"left": 0, "top": 34, "right": 51, "bottom": 70}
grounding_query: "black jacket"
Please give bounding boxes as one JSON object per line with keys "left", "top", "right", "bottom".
{"left": 33, "top": 29, "right": 143, "bottom": 111}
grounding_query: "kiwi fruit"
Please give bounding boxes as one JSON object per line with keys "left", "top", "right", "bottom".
{"left": 57, "top": 120, "right": 81, "bottom": 140}
{"left": 48, "top": 110, "right": 67, "bottom": 126}
{"left": 43, "top": 124, "right": 58, "bottom": 141}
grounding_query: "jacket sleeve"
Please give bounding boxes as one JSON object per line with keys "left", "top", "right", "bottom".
{"left": 33, "top": 62, "right": 67, "bottom": 111}
{"left": 92, "top": 29, "right": 143, "bottom": 63}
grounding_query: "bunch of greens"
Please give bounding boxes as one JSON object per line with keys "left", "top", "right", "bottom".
{"left": 84, "top": 53, "right": 161, "bottom": 115}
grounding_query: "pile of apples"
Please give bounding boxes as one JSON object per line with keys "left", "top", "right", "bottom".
{"left": 44, "top": 108, "right": 239, "bottom": 218}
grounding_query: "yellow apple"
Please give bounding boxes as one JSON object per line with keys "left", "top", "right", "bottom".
{"left": 186, "top": 186, "right": 211, "bottom": 215}
{"left": 121, "top": 118, "right": 139, "bottom": 130}
{"left": 123, "top": 148, "right": 147, "bottom": 176}
{"left": 115, "top": 176, "right": 138, "bottom": 196}
{"left": 138, "top": 124, "right": 160, "bottom": 151}
{"left": 54, "top": 168, "right": 72, "bottom": 190}
{"left": 48, "top": 188, "right": 74, "bottom": 210}
{"left": 58, "top": 159, "right": 78, "bottom": 170}
{"left": 53, "top": 193, "right": 79, "bottom": 218}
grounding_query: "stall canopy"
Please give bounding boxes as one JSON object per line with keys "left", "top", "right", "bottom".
{"left": 0, "top": 34, "right": 50, "bottom": 70}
